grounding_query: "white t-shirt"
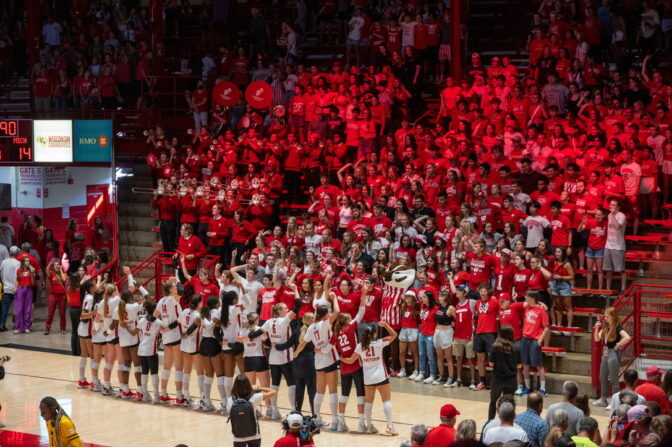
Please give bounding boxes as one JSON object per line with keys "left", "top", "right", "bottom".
{"left": 610, "top": 389, "right": 645, "bottom": 410}
{"left": 401, "top": 21, "right": 417, "bottom": 47}
{"left": 262, "top": 316, "right": 293, "bottom": 365}
{"left": 605, "top": 211, "right": 626, "bottom": 250}
{"left": 305, "top": 320, "right": 339, "bottom": 369}
{"left": 483, "top": 425, "right": 529, "bottom": 445}
{"left": 348, "top": 16, "right": 365, "bottom": 41}
{"left": 238, "top": 278, "right": 263, "bottom": 316}
{"left": 226, "top": 392, "right": 263, "bottom": 442}
{"left": 304, "top": 234, "right": 323, "bottom": 255}
{"left": 355, "top": 338, "right": 391, "bottom": 385}
{"left": 620, "top": 162, "right": 642, "bottom": 196}
{"left": 524, "top": 215, "right": 550, "bottom": 248}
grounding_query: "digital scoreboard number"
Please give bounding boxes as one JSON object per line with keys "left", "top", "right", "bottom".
{"left": 0, "top": 120, "right": 34, "bottom": 163}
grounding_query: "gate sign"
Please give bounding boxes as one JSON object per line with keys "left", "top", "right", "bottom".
{"left": 213, "top": 81, "right": 241, "bottom": 107}
{"left": 73, "top": 120, "right": 113, "bottom": 162}
{"left": 244, "top": 81, "right": 273, "bottom": 109}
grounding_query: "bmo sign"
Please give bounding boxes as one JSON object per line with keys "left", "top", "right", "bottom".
{"left": 73, "top": 120, "right": 113, "bottom": 162}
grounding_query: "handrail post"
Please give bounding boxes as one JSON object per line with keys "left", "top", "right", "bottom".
{"left": 635, "top": 286, "right": 641, "bottom": 357}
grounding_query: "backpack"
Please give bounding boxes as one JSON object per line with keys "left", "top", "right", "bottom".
{"left": 228, "top": 398, "right": 258, "bottom": 439}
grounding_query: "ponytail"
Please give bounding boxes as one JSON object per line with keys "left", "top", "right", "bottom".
{"left": 245, "top": 312, "right": 259, "bottom": 329}
{"left": 333, "top": 312, "right": 351, "bottom": 340}
{"left": 360, "top": 325, "right": 376, "bottom": 350}
{"left": 300, "top": 312, "right": 314, "bottom": 341}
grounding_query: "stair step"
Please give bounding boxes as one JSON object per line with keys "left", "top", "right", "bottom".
{"left": 120, "top": 230, "right": 159, "bottom": 246}
{"left": 119, "top": 216, "right": 157, "bottom": 231}
{"left": 119, "top": 202, "right": 156, "bottom": 217}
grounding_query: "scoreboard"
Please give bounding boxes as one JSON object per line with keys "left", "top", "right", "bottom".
{"left": 0, "top": 120, "right": 34, "bottom": 162}
{"left": 0, "top": 119, "right": 112, "bottom": 164}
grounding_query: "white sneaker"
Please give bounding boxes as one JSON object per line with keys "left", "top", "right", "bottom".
{"left": 423, "top": 375, "right": 436, "bottom": 384}
{"left": 356, "top": 421, "right": 367, "bottom": 433}
{"left": 203, "top": 402, "right": 215, "bottom": 412}
{"left": 592, "top": 398, "right": 608, "bottom": 407}
{"left": 24, "top": 329, "right": 31, "bottom": 334}
{"left": 432, "top": 377, "right": 443, "bottom": 385}
{"left": 408, "top": 371, "right": 418, "bottom": 380}
{"left": 337, "top": 422, "right": 349, "bottom": 432}
{"left": 271, "top": 410, "right": 283, "bottom": 420}
{"left": 152, "top": 395, "right": 160, "bottom": 404}
{"left": 143, "top": 393, "right": 152, "bottom": 402}
{"left": 396, "top": 369, "right": 407, "bottom": 378}
{"left": 414, "top": 373, "right": 425, "bottom": 382}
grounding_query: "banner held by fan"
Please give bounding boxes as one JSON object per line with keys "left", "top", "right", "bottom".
{"left": 213, "top": 81, "right": 241, "bottom": 107}
{"left": 245, "top": 81, "right": 273, "bottom": 109}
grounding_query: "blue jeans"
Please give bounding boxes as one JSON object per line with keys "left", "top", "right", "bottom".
{"left": 0, "top": 293, "right": 14, "bottom": 327}
{"left": 418, "top": 333, "right": 437, "bottom": 376}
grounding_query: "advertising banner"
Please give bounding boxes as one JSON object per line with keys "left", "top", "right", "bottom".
{"left": 73, "top": 120, "right": 113, "bottom": 162}
{"left": 33, "top": 120, "right": 73, "bottom": 162}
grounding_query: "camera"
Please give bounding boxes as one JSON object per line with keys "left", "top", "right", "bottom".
{"left": 0, "top": 355, "right": 9, "bottom": 363}
{"left": 298, "top": 414, "right": 320, "bottom": 440}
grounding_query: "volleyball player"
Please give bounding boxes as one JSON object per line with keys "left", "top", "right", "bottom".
{"left": 157, "top": 278, "right": 185, "bottom": 403}
{"left": 293, "top": 294, "right": 341, "bottom": 430}
{"left": 237, "top": 312, "right": 271, "bottom": 411}
{"left": 137, "top": 300, "right": 166, "bottom": 403}
{"left": 333, "top": 283, "right": 368, "bottom": 433}
{"left": 197, "top": 295, "right": 222, "bottom": 411}
{"left": 76, "top": 279, "right": 96, "bottom": 389}
{"left": 178, "top": 295, "right": 202, "bottom": 406}
{"left": 258, "top": 298, "right": 301, "bottom": 420}
{"left": 116, "top": 290, "right": 144, "bottom": 399}
{"left": 220, "top": 290, "right": 245, "bottom": 414}
{"left": 100, "top": 284, "right": 121, "bottom": 396}
{"left": 342, "top": 320, "right": 399, "bottom": 436}
{"left": 90, "top": 289, "right": 106, "bottom": 392}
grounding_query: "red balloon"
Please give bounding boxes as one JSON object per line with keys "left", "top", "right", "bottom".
{"left": 146, "top": 152, "right": 157, "bottom": 166}
{"left": 161, "top": 164, "right": 173, "bottom": 178}
{"left": 245, "top": 81, "right": 273, "bottom": 109}
{"left": 213, "top": 81, "right": 241, "bottom": 107}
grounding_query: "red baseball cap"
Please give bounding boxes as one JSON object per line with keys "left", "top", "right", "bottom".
{"left": 499, "top": 292, "right": 512, "bottom": 301}
{"left": 646, "top": 366, "right": 663, "bottom": 377}
{"left": 440, "top": 404, "right": 460, "bottom": 419}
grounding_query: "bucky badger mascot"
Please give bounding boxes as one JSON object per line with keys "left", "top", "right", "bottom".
{"left": 380, "top": 265, "right": 416, "bottom": 373}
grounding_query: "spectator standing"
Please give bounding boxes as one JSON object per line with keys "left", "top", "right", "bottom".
{"left": 33, "top": 67, "right": 54, "bottom": 113}
{"left": 604, "top": 199, "right": 627, "bottom": 293}
{"left": 488, "top": 325, "right": 519, "bottom": 420}
{"left": 0, "top": 216, "right": 14, "bottom": 249}
{"left": 515, "top": 392, "right": 549, "bottom": 447}
{"left": 0, "top": 246, "right": 20, "bottom": 332}
{"left": 425, "top": 404, "right": 459, "bottom": 447}
{"left": 545, "top": 381, "right": 585, "bottom": 436}
{"left": 592, "top": 307, "right": 631, "bottom": 407}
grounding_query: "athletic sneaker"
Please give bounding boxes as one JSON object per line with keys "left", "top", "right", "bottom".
{"left": 198, "top": 400, "right": 207, "bottom": 411}
{"left": 389, "top": 370, "right": 399, "bottom": 377}
{"left": 385, "top": 427, "right": 399, "bottom": 436}
{"left": 468, "top": 382, "right": 477, "bottom": 390}
{"left": 271, "top": 410, "right": 283, "bottom": 420}
{"left": 90, "top": 383, "right": 102, "bottom": 393}
{"left": 515, "top": 385, "right": 524, "bottom": 395}
{"left": 152, "top": 395, "right": 160, "bottom": 404}
{"left": 25, "top": 329, "right": 31, "bottom": 334}
{"left": 355, "top": 421, "right": 367, "bottom": 434}
{"left": 366, "top": 424, "right": 379, "bottom": 434}
{"left": 518, "top": 387, "right": 531, "bottom": 396}
{"left": 432, "top": 377, "right": 443, "bottom": 385}
{"left": 143, "top": 393, "right": 152, "bottom": 403}
{"left": 444, "top": 378, "right": 457, "bottom": 388}
{"left": 159, "top": 394, "right": 171, "bottom": 404}
{"left": 396, "top": 369, "right": 407, "bottom": 378}
{"left": 408, "top": 371, "right": 419, "bottom": 380}
{"left": 539, "top": 389, "right": 549, "bottom": 398}
{"left": 263, "top": 406, "right": 274, "bottom": 420}
{"left": 455, "top": 379, "right": 463, "bottom": 388}
{"left": 203, "top": 403, "right": 216, "bottom": 412}
{"left": 414, "top": 373, "right": 426, "bottom": 382}
{"left": 101, "top": 386, "right": 114, "bottom": 396}
{"left": 474, "top": 382, "right": 488, "bottom": 391}
{"left": 592, "top": 398, "right": 608, "bottom": 407}
{"left": 219, "top": 402, "right": 228, "bottom": 413}
{"left": 423, "top": 375, "right": 436, "bottom": 384}
{"left": 120, "top": 390, "right": 134, "bottom": 399}
{"left": 77, "top": 380, "right": 92, "bottom": 389}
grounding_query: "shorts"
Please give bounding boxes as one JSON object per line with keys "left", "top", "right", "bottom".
{"left": 426, "top": 45, "right": 439, "bottom": 60}
{"left": 453, "top": 338, "right": 474, "bottom": 358}
{"left": 341, "top": 368, "right": 365, "bottom": 397}
{"left": 399, "top": 327, "right": 419, "bottom": 343}
{"left": 439, "top": 44, "right": 451, "bottom": 61}
{"left": 603, "top": 249, "right": 625, "bottom": 272}
{"left": 317, "top": 361, "right": 340, "bottom": 373}
{"left": 79, "top": 335, "right": 92, "bottom": 340}
{"left": 93, "top": 340, "right": 107, "bottom": 345}
{"left": 200, "top": 337, "right": 221, "bottom": 357}
{"left": 367, "top": 378, "right": 389, "bottom": 387}
{"left": 244, "top": 356, "right": 269, "bottom": 372}
{"left": 473, "top": 332, "right": 496, "bottom": 354}
{"left": 108, "top": 337, "right": 119, "bottom": 345}
{"left": 520, "top": 337, "right": 543, "bottom": 367}
{"left": 222, "top": 342, "right": 244, "bottom": 356}
{"left": 434, "top": 327, "right": 455, "bottom": 350}
{"left": 289, "top": 115, "right": 305, "bottom": 128}
{"left": 346, "top": 38, "right": 361, "bottom": 45}
{"left": 164, "top": 339, "right": 181, "bottom": 347}
{"left": 530, "top": 290, "right": 552, "bottom": 308}
{"left": 586, "top": 247, "right": 605, "bottom": 258}
{"left": 663, "top": 160, "right": 672, "bottom": 176}
{"left": 572, "top": 229, "right": 588, "bottom": 249}
{"left": 551, "top": 279, "right": 573, "bottom": 297}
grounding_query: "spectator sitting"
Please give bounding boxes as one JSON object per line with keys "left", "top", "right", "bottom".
{"left": 425, "top": 404, "right": 459, "bottom": 447}
{"left": 482, "top": 395, "right": 523, "bottom": 439}
{"left": 544, "top": 381, "right": 584, "bottom": 436}
{"left": 571, "top": 417, "right": 600, "bottom": 447}
{"left": 514, "top": 391, "right": 549, "bottom": 447}
{"left": 635, "top": 367, "right": 670, "bottom": 414}
{"left": 482, "top": 402, "right": 529, "bottom": 445}
{"left": 544, "top": 408, "right": 569, "bottom": 447}
{"left": 609, "top": 369, "right": 646, "bottom": 411}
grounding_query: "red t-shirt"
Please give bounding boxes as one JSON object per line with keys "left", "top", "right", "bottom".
{"left": 527, "top": 269, "right": 548, "bottom": 290}
{"left": 16, "top": 268, "right": 34, "bottom": 287}
{"left": 550, "top": 214, "right": 572, "bottom": 247}
{"left": 475, "top": 297, "right": 500, "bottom": 334}
{"left": 362, "top": 288, "right": 382, "bottom": 323}
{"left": 466, "top": 252, "right": 496, "bottom": 290}
{"left": 49, "top": 271, "right": 66, "bottom": 295}
{"left": 334, "top": 289, "right": 361, "bottom": 319}
{"left": 176, "top": 235, "right": 206, "bottom": 270}
{"left": 192, "top": 278, "right": 220, "bottom": 306}
{"left": 494, "top": 264, "right": 515, "bottom": 296}
{"left": 499, "top": 301, "right": 525, "bottom": 339}
{"left": 401, "top": 307, "right": 419, "bottom": 329}
{"left": 522, "top": 305, "right": 549, "bottom": 340}
{"left": 419, "top": 305, "right": 437, "bottom": 335}
{"left": 585, "top": 218, "right": 608, "bottom": 249}
{"left": 259, "top": 287, "right": 280, "bottom": 321}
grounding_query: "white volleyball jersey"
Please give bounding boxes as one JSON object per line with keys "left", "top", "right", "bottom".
{"left": 262, "top": 316, "right": 293, "bottom": 365}
{"left": 77, "top": 294, "right": 94, "bottom": 337}
{"left": 118, "top": 302, "right": 143, "bottom": 347}
{"left": 354, "top": 338, "right": 391, "bottom": 385}
{"left": 138, "top": 317, "right": 163, "bottom": 356}
{"left": 239, "top": 326, "right": 267, "bottom": 358}
{"left": 179, "top": 308, "right": 201, "bottom": 353}
{"left": 157, "top": 295, "right": 181, "bottom": 344}
{"left": 305, "top": 320, "right": 339, "bottom": 369}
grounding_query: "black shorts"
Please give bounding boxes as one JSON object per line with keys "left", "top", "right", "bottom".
{"left": 165, "top": 339, "right": 181, "bottom": 347}
{"left": 79, "top": 335, "right": 92, "bottom": 340}
{"left": 473, "top": 332, "right": 496, "bottom": 354}
{"left": 222, "top": 342, "right": 244, "bottom": 356}
{"left": 122, "top": 343, "right": 139, "bottom": 349}
{"left": 572, "top": 229, "right": 588, "bottom": 249}
{"left": 93, "top": 341, "right": 107, "bottom": 345}
{"left": 317, "top": 361, "right": 340, "bottom": 373}
{"left": 530, "top": 290, "right": 552, "bottom": 308}
{"left": 244, "top": 356, "right": 269, "bottom": 372}
{"left": 341, "top": 368, "right": 365, "bottom": 397}
{"left": 426, "top": 45, "right": 439, "bottom": 60}
{"left": 520, "top": 337, "right": 543, "bottom": 367}
{"left": 200, "top": 337, "right": 221, "bottom": 357}
{"left": 368, "top": 378, "right": 389, "bottom": 387}
{"left": 109, "top": 337, "right": 119, "bottom": 345}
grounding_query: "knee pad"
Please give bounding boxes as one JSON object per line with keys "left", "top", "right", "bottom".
{"left": 174, "top": 371, "right": 183, "bottom": 382}
{"left": 383, "top": 400, "right": 392, "bottom": 411}
{"left": 104, "top": 362, "right": 114, "bottom": 371}
{"left": 330, "top": 393, "right": 338, "bottom": 403}
{"left": 338, "top": 395, "right": 349, "bottom": 405}
{"left": 135, "top": 366, "right": 142, "bottom": 374}
{"left": 160, "top": 369, "right": 170, "bottom": 380}
{"left": 357, "top": 396, "right": 365, "bottom": 406}
{"left": 117, "top": 364, "right": 128, "bottom": 373}
{"left": 91, "top": 361, "right": 99, "bottom": 370}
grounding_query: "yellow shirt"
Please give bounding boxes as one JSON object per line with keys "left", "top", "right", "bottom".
{"left": 47, "top": 415, "right": 83, "bottom": 447}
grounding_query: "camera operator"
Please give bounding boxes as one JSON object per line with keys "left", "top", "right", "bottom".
{"left": 274, "top": 413, "right": 317, "bottom": 447}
